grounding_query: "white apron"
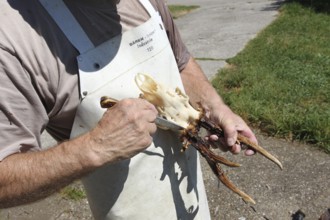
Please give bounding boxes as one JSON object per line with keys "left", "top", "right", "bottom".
{"left": 39, "top": 0, "right": 210, "bottom": 219}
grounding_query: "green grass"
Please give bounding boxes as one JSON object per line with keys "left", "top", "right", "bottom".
{"left": 168, "top": 5, "right": 199, "bottom": 19}
{"left": 212, "top": 2, "right": 330, "bottom": 152}
{"left": 60, "top": 185, "right": 86, "bottom": 201}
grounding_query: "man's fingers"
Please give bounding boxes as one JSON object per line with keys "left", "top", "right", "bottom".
{"left": 245, "top": 149, "right": 255, "bottom": 156}
{"left": 223, "top": 124, "right": 238, "bottom": 147}
{"left": 230, "top": 143, "right": 241, "bottom": 154}
{"left": 148, "top": 121, "right": 157, "bottom": 134}
{"left": 208, "top": 134, "right": 219, "bottom": 141}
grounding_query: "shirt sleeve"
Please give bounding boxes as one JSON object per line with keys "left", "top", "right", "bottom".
{"left": 0, "top": 48, "right": 49, "bottom": 161}
{"left": 151, "top": 0, "right": 191, "bottom": 71}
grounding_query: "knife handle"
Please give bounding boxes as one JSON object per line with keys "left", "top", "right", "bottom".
{"left": 100, "top": 96, "right": 118, "bottom": 108}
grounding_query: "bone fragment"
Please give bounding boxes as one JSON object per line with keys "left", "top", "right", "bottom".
{"left": 135, "top": 73, "right": 200, "bottom": 129}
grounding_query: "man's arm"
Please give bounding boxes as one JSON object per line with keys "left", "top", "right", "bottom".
{"left": 0, "top": 98, "right": 157, "bottom": 208}
{"left": 0, "top": 135, "right": 96, "bottom": 208}
{"left": 180, "top": 57, "right": 257, "bottom": 155}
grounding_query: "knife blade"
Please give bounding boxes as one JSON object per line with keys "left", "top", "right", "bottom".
{"left": 155, "top": 116, "right": 184, "bottom": 131}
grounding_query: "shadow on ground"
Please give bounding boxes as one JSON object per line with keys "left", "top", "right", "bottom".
{"left": 1, "top": 132, "right": 329, "bottom": 220}
{"left": 289, "top": 0, "right": 330, "bottom": 14}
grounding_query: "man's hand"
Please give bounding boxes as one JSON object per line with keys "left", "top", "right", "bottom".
{"left": 0, "top": 98, "right": 157, "bottom": 208}
{"left": 88, "top": 98, "right": 158, "bottom": 165}
{"left": 206, "top": 104, "right": 257, "bottom": 156}
{"left": 180, "top": 57, "right": 258, "bottom": 156}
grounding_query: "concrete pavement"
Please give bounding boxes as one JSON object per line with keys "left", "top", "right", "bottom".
{"left": 167, "top": 0, "right": 280, "bottom": 79}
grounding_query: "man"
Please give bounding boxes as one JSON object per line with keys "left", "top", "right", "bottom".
{"left": 0, "top": 0, "right": 257, "bottom": 219}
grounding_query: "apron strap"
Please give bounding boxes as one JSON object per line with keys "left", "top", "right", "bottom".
{"left": 139, "top": 0, "right": 158, "bottom": 17}
{"left": 39, "top": 0, "right": 94, "bottom": 53}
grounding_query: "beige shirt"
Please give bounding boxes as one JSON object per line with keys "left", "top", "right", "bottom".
{"left": 0, "top": 0, "right": 190, "bottom": 160}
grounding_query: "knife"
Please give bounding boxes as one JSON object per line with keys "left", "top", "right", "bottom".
{"left": 100, "top": 96, "right": 184, "bottom": 132}
{"left": 155, "top": 116, "right": 184, "bottom": 132}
